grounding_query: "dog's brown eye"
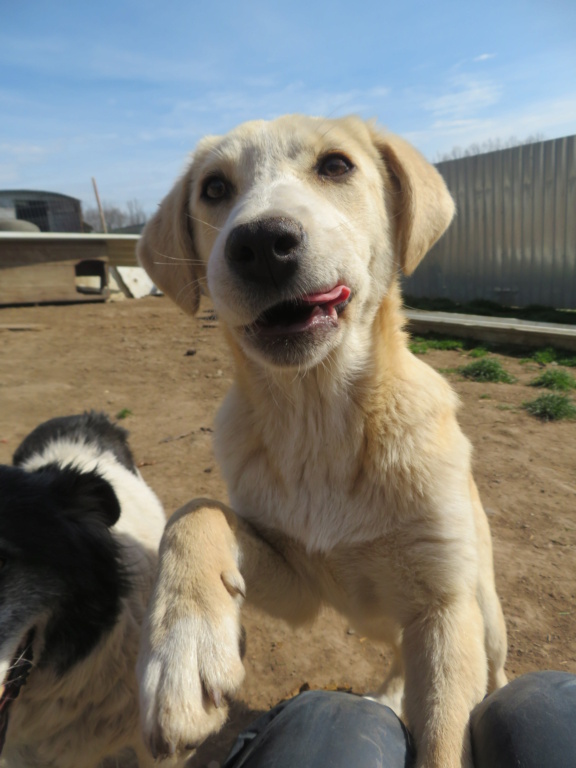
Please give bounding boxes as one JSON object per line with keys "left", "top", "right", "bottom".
{"left": 318, "top": 154, "right": 354, "bottom": 179}
{"left": 202, "top": 176, "right": 229, "bottom": 201}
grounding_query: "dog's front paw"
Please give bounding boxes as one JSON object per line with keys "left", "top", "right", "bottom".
{"left": 138, "top": 610, "right": 245, "bottom": 759}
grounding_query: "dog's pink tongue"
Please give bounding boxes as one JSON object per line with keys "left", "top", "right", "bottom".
{"left": 301, "top": 285, "right": 351, "bottom": 307}
{"left": 301, "top": 285, "right": 351, "bottom": 322}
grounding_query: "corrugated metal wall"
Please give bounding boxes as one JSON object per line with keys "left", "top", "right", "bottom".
{"left": 404, "top": 134, "right": 576, "bottom": 309}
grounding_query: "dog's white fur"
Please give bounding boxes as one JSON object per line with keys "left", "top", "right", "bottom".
{"left": 137, "top": 115, "right": 508, "bottom": 768}
{"left": 2, "top": 438, "right": 179, "bottom": 768}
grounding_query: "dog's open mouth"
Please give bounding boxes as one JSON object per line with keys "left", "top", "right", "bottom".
{"left": 250, "top": 284, "right": 352, "bottom": 336}
{"left": 0, "top": 629, "right": 35, "bottom": 754}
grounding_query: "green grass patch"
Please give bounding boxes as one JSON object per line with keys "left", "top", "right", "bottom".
{"left": 409, "top": 335, "right": 463, "bottom": 354}
{"left": 409, "top": 339, "right": 432, "bottom": 355}
{"left": 408, "top": 334, "right": 492, "bottom": 357}
{"left": 523, "top": 394, "right": 576, "bottom": 422}
{"left": 526, "top": 347, "right": 576, "bottom": 367}
{"left": 116, "top": 408, "right": 133, "bottom": 420}
{"left": 459, "top": 358, "right": 515, "bottom": 383}
{"left": 532, "top": 347, "right": 558, "bottom": 365}
{"left": 467, "top": 346, "right": 488, "bottom": 358}
{"left": 407, "top": 327, "right": 576, "bottom": 369}
{"left": 530, "top": 369, "right": 576, "bottom": 391}
{"left": 521, "top": 353, "right": 576, "bottom": 368}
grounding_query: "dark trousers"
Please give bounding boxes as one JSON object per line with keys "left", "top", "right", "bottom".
{"left": 223, "top": 672, "right": 576, "bottom": 767}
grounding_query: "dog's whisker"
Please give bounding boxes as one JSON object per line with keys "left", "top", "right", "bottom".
{"left": 186, "top": 213, "right": 222, "bottom": 232}
{"left": 150, "top": 247, "right": 205, "bottom": 264}
{"left": 6, "top": 661, "right": 35, "bottom": 676}
{"left": 151, "top": 261, "right": 207, "bottom": 268}
{"left": 151, "top": 255, "right": 206, "bottom": 265}
{"left": 7, "top": 643, "right": 35, "bottom": 672}
{"left": 175, "top": 277, "right": 207, "bottom": 305}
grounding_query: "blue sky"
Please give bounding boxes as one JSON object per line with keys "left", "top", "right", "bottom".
{"left": 2, "top": 0, "right": 575, "bottom": 215}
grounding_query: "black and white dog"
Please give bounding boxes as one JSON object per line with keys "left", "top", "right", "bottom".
{"left": 0, "top": 413, "right": 176, "bottom": 768}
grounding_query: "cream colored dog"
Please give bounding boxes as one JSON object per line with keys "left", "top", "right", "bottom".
{"left": 137, "top": 115, "right": 507, "bottom": 768}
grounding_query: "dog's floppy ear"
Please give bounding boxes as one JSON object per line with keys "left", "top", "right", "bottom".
{"left": 371, "top": 129, "right": 455, "bottom": 276}
{"left": 137, "top": 166, "right": 203, "bottom": 314}
{"left": 52, "top": 467, "right": 122, "bottom": 528}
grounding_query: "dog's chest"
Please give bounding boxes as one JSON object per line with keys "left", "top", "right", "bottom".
{"left": 214, "top": 387, "right": 402, "bottom": 552}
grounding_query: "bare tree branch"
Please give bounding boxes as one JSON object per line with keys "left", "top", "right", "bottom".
{"left": 82, "top": 199, "right": 149, "bottom": 232}
{"left": 435, "top": 133, "right": 547, "bottom": 163}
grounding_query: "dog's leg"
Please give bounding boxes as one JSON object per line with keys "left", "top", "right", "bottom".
{"left": 137, "top": 498, "right": 319, "bottom": 760}
{"left": 402, "top": 596, "right": 487, "bottom": 768}
{"left": 477, "top": 577, "right": 507, "bottom": 692}
{"left": 470, "top": 480, "right": 508, "bottom": 691}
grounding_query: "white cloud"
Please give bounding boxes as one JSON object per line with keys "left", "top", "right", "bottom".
{"left": 50, "top": 83, "right": 394, "bottom": 210}
{"left": 406, "top": 93, "right": 576, "bottom": 159}
{"left": 424, "top": 75, "right": 502, "bottom": 120}
{"left": 474, "top": 53, "right": 496, "bottom": 62}
{"left": 132, "top": 82, "right": 392, "bottom": 146}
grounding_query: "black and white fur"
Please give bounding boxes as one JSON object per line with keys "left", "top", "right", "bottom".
{"left": 0, "top": 413, "right": 173, "bottom": 768}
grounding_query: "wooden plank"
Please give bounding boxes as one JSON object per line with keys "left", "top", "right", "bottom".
{"left": 0, "top": 233, "right": 140, "bottom": 267}
{"left": 0, "top": 239, "right": 107, "bottom": 267}
{"left": 0, "top": 260, "right": 109, "bottom": 305}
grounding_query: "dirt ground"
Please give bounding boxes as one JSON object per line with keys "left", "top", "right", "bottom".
{"left": 1, "top": 295, "right": 575, "bottom": 767}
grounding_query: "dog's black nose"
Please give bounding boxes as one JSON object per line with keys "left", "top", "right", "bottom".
{"left": 225, "top": 217, "right": 304, "bottom": 286}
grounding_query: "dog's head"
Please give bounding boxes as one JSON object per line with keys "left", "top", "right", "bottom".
{"left": 0, "top": 462, "right": 128, "bottom": 748}
{"left": 139, "top": 115, "right": 454, "bottom": 369}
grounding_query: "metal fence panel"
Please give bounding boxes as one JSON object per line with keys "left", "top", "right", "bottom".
{"left": 404, "top": 134, "right": 576, "bottom": 309}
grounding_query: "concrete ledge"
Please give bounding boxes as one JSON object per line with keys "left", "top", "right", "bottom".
{"left": 406, "top": 310, "right": 576, "bottom": 352}
{"left": 0, "top": 232, "right": 139, "bottom": 267}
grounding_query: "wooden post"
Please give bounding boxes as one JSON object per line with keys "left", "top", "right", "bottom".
{"left": 91, "top": 177, "right": 108, "bottom": 233}
{"left": 90, "top": 178, "right": 128, "bottom": 295}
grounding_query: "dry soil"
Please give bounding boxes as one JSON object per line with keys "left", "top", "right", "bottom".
{"left": 1, "top": 295, "right": 574, "bottom": 767}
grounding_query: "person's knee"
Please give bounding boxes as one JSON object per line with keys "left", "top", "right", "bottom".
{"left": 224, "top": 690, "right": 414, "bottom": 768}
{"left": 471, "top": 671, "right": 576, "bottom": 768}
